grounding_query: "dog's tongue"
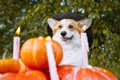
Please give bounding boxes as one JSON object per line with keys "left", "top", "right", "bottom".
{"left": 62, "top": 37, "right": 68, "bottom": 41}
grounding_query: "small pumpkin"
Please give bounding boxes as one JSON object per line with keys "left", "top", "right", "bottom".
{"left": 0, "top": 70, "right": 48, "bottom": 80}
{"left": 20, "top": 37, "right": 63, "bottom": 69}
{"left": 0, "top": 59, "right": 20, "bottom": 73}
{"left": 58, "top": 65, "right": 118, "bottom": 80}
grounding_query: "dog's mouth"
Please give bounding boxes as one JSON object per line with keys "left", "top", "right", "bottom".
{"left": 61, "top": 35, "right": 73, "bottom": 41}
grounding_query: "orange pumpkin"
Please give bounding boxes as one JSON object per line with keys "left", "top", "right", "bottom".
{"left": 58, "top": 65, "right": 118, "bottom": 80}
{"left": 0, "top": 70, "right": 48, "bottom": 80}
{"left": 20, "top": 37, "right": 63, "bottom": 69}
{"left": 0, "top": 59, "right": 20, "bottom": 73}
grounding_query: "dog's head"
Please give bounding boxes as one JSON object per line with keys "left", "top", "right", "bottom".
{"left": 48, "top": 18, "right": 92, "bottom": 43}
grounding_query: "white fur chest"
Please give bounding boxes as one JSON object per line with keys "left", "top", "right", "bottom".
{"left": 59, "top": 43, "right": 83, "bottom": 66}
{"left": 53, "top": 35, "right": 83, "bottom": 66}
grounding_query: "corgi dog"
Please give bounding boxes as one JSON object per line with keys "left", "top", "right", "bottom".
{"left": 47, "top": 18, "right": 92, "bottom": 66}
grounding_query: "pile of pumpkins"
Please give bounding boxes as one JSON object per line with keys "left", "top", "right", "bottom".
{"left": 0, "top": 37, "right": 118, "bottom": 80}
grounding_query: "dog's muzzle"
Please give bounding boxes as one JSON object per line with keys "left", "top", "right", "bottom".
{"left": 60, "top": 31, "right": 73, "bottom": 41}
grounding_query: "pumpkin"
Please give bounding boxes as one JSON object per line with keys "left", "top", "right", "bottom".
{"left": 58, "top": 65, "right": 118, "bottom": 80}
{"left": 20, "top": 37, "right": 63, "bottom": 69}
{"left": 0, "top": 59, "right": 20, "bottom": 73}
{"left": 0, "top": 70, "right": 48, "bottom": 80}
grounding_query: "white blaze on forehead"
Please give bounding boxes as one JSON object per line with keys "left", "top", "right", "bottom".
{"left": 59, "top": 19, "right": 73, "bottom": 27}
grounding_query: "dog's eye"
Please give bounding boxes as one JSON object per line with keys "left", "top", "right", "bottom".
{"left": 69, "top": 25, "right": 73, "bottom": 29}
{"left": 58, "top": 25, "right": 62, "bottom": 28}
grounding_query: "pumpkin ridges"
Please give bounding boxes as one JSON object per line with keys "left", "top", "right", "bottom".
{"left": 32, "top": 39, "right": 48, "bottom": 69}
{"left": 57, "top": 65, "right": 76, "bottom": 80}
{"left": 24, "top": 70, "right": 48, "bottom": 80}
{"left": 8, "top": 59, "right": 20, "bottom": 72}
{"left": 76, "top": 68, "right": 107, "bottom": 80}
{"left": 57, "top": 65, "right": 118, "bottom": 80}
{"left": 0, "top": 59, "right": 20, "bottom": 73}
{"left": 20, "top": 38, "right": 36, "bottom": 68}
{"left": 92, "top": 68, "right": 118, "bottom": 80}
{"left": 32, "top": 39, "right": 41, "bottom": 68}
{"left": 0, "top": 70, "right": 48, "bottom": 80}
{"left": 20, "top": 37, "right": 63, "bottom": 69}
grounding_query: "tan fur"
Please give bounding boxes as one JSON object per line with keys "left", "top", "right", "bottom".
{"left": 53, "top": 19, "right": 82, "bottom": 34}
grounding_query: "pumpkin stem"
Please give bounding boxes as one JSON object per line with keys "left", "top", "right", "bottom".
{"left": 2, "top": 49, "right": 8, "bottom": 60}
{"left": 46, "top": 36, "right": 51, "bottom": 41}
{"left": 38, "top": 36, "right": 43, "bottom": 40}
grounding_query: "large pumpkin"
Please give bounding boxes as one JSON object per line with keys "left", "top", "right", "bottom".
{"left": 0, "top": 70, "right": 48, "bottom": 80}
{"left": 0, "top": 59, "right": 20, "bottom": 73}
{"left": 20, "top": 37, "right": 63, "bottom": 69}
{"left": 58, "top": 65, "right": 118, "bottom": 80}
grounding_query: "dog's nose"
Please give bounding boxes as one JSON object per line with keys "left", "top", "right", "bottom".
{"left": 61, "top": 31, "right": 67, "bottom": 36}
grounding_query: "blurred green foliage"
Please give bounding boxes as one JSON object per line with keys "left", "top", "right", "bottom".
{"left": 0, "top": 0, "right": 120, "bottom": 79}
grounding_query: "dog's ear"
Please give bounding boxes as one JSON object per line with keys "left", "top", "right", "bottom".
{"left": 48, "top": 18, "right": 58, "bottom": 30}
{"left": 78, "top": 19, "right": 92, "bottom": 31}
